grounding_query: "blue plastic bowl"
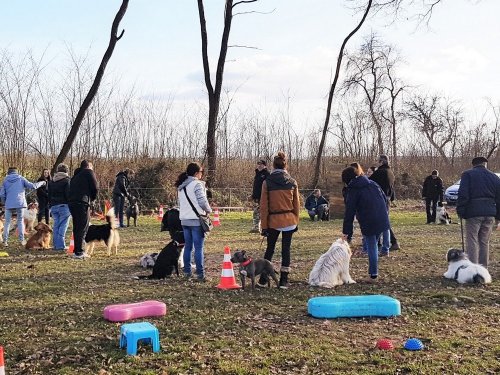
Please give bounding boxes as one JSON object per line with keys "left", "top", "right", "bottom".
{"left": 404, "top": 338, "right": 424, "bottom": 351}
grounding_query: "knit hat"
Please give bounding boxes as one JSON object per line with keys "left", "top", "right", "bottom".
{"left": 471, "top": 156, "right": 488, "bottom": 166}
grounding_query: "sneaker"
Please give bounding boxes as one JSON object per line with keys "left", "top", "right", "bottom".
{"left": 72, "top": 252, "right": 90, "bottom": 260}
{"left": 194, "top": 276, "right": 207, "bottom": 283}
{"left": 3, "top": 242, "right": 8, "bottom": 248}
{"left": 183, "top": 273, "right": 192, "bottom": 280}
{"left": 389, "top": 243, "right": 400, "bottom": 251}
{"left": 379, "top": 252, "right": 389, "bottom": 257}
{"left": 21, "top": 239, "right": 27, "bottom": 246}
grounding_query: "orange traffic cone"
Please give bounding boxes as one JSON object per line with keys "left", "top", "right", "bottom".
{"left": 0, "top": 345, "right": 5, "bottom": 375}
{"left": 216, "top": 246, "right": 241, "bottom": 290}
{"left": 213, "top": 208, "right": 221, "bottom": 227}
{"left": 157, "top": 205, "right": 164, "bottom": 221}
{"left": 67, "top": 233, "right": 75, "bottom": 254}
{"left": 104, "top": 200, "right": 112, "bottom": 216}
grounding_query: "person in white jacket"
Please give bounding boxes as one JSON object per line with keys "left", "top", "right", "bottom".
{"left": 175, "top": 162, "right": 212, "bottom": 281}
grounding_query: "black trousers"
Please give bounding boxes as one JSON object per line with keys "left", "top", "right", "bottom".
{"left": 425, "top": 197, "right": 438, "bottom": 224}
{"left": 68, "top": 202, "right": 90, "bottom": 255}
{"left": 263, "top": 228, "right": 294, "bottom": 269}
{"left": 37, "top": 202, "right": 50, "bottom": 223}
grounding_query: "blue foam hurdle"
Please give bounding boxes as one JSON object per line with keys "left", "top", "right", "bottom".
{"left": 308, "top": 295, "right": 401, "bottom": 318}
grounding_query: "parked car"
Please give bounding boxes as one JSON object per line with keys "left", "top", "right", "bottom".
{"left": 444, "top": 172, "right": 500, "bottom": 205}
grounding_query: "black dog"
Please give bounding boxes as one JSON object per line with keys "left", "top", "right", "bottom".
{"left": 126, "top": 196, "right": 139, "bottom": 227}
{"left": 136, "top": 237, "right": 184, "bottom": 279}
{"left": 231, "top": 250, "right": 279, "bottom": 289}
{"left": 161, "top": 208, "right": 183, "bottom": 237}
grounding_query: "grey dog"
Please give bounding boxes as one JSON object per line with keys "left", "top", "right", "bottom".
{"left": 230, "top": 250, "right": 279, "bottom": 289}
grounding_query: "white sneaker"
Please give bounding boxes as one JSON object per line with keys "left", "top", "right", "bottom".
{"left": 3, "top": 242, "right": 8, "bottom": 247}
{"left": 72, "top": 252, "right": 91, "bottom": 260}
{"left": 21, "top": 239, "right": 27, "bottom": 246}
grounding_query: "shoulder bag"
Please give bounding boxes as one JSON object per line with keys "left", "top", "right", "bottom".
{"left": 183, "top": 186, "right": 213, "bottom": 233}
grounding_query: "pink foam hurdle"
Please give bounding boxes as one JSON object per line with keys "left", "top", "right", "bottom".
{"left": 103, "top": 300, "right": 167, "bottom": 322}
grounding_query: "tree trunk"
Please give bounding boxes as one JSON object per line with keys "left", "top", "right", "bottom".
{"left": 311, "top": 0, "right": 372, "bottom": 188}
{"left": 52, "top": 0, "right": 129, "bottom": 174}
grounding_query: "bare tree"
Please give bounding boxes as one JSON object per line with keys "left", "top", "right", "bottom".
{"left": 197, "top": 0, "right": 259, "bottom": 187}
{"left": 52, "top": 0, "right": 129, "bottom": 173}
{"left": 311, "top": 0, "right": 373, "bottom": 188}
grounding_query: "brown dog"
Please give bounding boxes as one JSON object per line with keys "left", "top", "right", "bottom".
{"left": 25, "top": 222, "right": 52, "bottom": 250}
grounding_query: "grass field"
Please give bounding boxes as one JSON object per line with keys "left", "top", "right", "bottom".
{"left": 0, "top": 206, "right": 499, "bottom": 375}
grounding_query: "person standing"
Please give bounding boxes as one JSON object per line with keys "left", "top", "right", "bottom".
{"left": 176, "top": 162, "right": 212, "bottom": 281}
{"left": 36, "top": 169, "right": 51, "bottom": 223}
{"left": 48, "top": 163, "right": 71, "bottom": 251}
{"left": 258, "top": 152, "right": 300, "bottom": 289}
{"left": 0, "top": 167, "right": 46, "bottom": 247}
{"left": 112, "top": 168, "right": 134, "bottom": 228}
{"left": 369, "top": 154, "right": 400, "bottom": 250}
{"left": 342, "top": 166, "right": 390, "bottom": 280}
{"left": 305, "top": 189, "right": 330, "bottom": 221}
{"left": 68, "top": 160, "right": 98, "bottom": 260}
{"left": 250, "top": 160, "right": 270, "bottom": 233}
{"left": 422, "top": 170, "right": 444, "bottom": 224}
{"left": 456, "top": 156, "right": 500, "bottom": 268}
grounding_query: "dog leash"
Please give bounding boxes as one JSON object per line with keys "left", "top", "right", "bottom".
{"left": 259, "top": 235, "right": 265, "bottom": 253}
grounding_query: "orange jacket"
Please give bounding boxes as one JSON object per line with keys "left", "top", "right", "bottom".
{"left": 260, "top": 170, "right": 300, "bottom": 230}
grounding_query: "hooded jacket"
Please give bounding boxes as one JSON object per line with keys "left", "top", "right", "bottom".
{"left": 112, "top": 171, "right": 130, "bottom": 197}
{"left": 422, "top": 175, "right": 444, "bottom": 201}
{"left": 370, "top": 164, "right": 395, "bottom": 200}
{"left": 305, "top": 194, "right": 329, "bottom": 211}
{"left": 260, "top": 170, "right": 300, "bottom": 230}
{"left": 343, "top": 175, "right": 390, "bottom": 237}
{"left": 0, "top": 171, "right": 44, "bottom": 209}
{"left": 68, "top": 168, "right": 98, "bottom": 204}
{"left": 252, "top": 168, "right": 270, "bottom": 200}
{"left": 48, "top": 172, "right": 70, "bottom": 206}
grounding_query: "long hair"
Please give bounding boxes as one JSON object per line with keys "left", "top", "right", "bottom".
{"left": 273, "top": 151, "right": 287, "bottom": 170}
{"left": 341, "top": 167, "right": 357, "bottom": 186}
{"left": 175, "top": 162, "right": 202, "bottom": 187}
{"left": 39, "top": 168, "right": 51, "bottom": 181}
{"left": 350, "top": 162, "right": 364, "bottom": 176}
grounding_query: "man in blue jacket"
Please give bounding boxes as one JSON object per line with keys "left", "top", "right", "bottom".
{"left": 305, "top": 189, "right": 330, "bottom": 221}
{"left": 457, "top": 156, "right": 500, "bottom": 268}
{"left": 0, "top": 167, "right": 46, "bottom": 247}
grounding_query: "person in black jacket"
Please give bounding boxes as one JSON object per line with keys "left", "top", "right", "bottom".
{"left": 369, "top": 154, "right": 400, "bottom": 250}
{"left": 457, "top": 156, "right": 500, "bottom": 268}
{"left": 112, "top": 169, "right": 134, "bottom": 228}
{"left": 422, "top": 169, "right": 444, "bottom": 224}
{"left": 48, "top": 163, "right": 71, "bottom": 250}
{"left": 68, "top": 160, "right": 98, "bottom": 259}
{"left": 305, "top": 189, "right": 329, "bottom": 221}
{"left": 250, "top": 160, "right": 270, "bottom": 233}
{"left": 36, "top": 169, "right": 51, "bottom": 223}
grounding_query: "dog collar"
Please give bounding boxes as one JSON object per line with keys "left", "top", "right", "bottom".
{"left": 240, "top": 258, "right": 252, "bottom": 267}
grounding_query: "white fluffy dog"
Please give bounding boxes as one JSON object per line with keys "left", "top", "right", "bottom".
{"left": 435, "top": 204, "right": 451, "bottom": 225}
{"left": 444, "top": 248, "right": 492, "bottom": 284}
{"left": 308, "top": 238, "right": 355, "bottom": 288}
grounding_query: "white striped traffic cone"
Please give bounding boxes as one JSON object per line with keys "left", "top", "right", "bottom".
{"left": 0, "top": 346, "right": 5, "bottom": 375}
{"left": 67, "top": 233, "right": 75, "bottom": 254}
{"left": 212, "top": 208, "right": 221, "bottom": 227}
{"left": 216, "top": 246, "right": 241, "bottom": 290}
{"left": 157, "top": 205, "right": 164, "bottom": 222}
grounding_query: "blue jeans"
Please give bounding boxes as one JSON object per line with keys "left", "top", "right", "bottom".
{"left": 113, "top": 194, "right": 126, "bottom": 227}
{"left": 363, "top": 232, "right": 389, "bottom": 278}
{"left": 3, "top": 208, "right": 25, "bottom": 243}
{"left": 51, "top": 204, "right": 71, "bottom": 250}
{"left": 182, "top": 225, "right": 205, "bottom": 279}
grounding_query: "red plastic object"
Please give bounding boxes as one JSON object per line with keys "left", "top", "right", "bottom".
{"left": 376, "top": 339, "right": 394, "bottom": 350}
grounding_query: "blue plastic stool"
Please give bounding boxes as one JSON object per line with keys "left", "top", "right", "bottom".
{"left": 119, "top": 322, "right": 160, "bottom": 355}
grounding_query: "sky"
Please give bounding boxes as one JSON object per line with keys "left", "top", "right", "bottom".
{"left": 1, "top": 0, "right": 499, "bottom": 129}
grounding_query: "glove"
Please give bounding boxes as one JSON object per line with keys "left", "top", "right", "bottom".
{"left": 260, "top": 229, "right": 269, "bottom": 237}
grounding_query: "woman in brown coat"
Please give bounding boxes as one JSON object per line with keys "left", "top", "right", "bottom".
{"left": 258, "top": 152, "right": 300, "bottom": 289}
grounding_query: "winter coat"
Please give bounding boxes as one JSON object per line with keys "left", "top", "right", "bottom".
{"left": 68, "top": 168, "right": 98, "bottom": 205}
{"left": 112, "top": 171, "right": 130, "bottom": 197}
{"left": 305, "top": 194, "right": 329, "bottom": 211}
{"left": 36, "top": 176, "right": 50, "bottom": 206}
{"left": 369, "top": 164, "right": 395, "bottom": 200}
{"left": 343, "top": 175, "right": 390, "bottom": 237}
{"left": 260, "top": 170, "right": 300, "bottom": 230}
{"left": 177, "top": 176, "right": 212, "bottom": 225}
{"left": 252, "top": 168, "right": 270, "bottom": 200}
{"left": 0, "top": 172, "right": 45, "bottom": 209}
{"left": 422, "top": 175, "right": 444, "bottom": 201}
{"left": 48, "top": 172, "right": 70, "bottom": 206}
{"left": 456, "top": 165, "right": 500, "bottom": 220}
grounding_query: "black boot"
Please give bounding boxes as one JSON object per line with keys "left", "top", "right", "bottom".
{"left": 279, "top": 271, "right": 289, "bottom": 289}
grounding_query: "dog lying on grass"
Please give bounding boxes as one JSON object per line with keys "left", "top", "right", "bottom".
{"left": 25, "top": 222, "right": 52, "bottom": 250}
{"left": 308, "top": 238, "right": 356, "bottom": 288}
{"left": 444, "top": 248, "right": 491, "bottom": 284}
{"left": 85, "top": 208, "right": 120, "bottom": 257}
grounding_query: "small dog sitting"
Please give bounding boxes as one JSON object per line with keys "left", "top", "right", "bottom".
{"left": 435, "top": 203, "right": 451, "bottom": 225}
{"left": 230, "top": 250, "right": 279, "bottom": 289}
{"left": 85, "top": 207, "right": 120, "bottom": 256}
{"left": 24, "top": 202, "right": 39, "bottom": 233}
{"left": 308, "top": 238, "right": 356, "bottom": 288}
{"left": 444, "top": 248, "right": 491, "bottom": 284}
{"left": 126, "top": 196, "right": 139, "bottom": 227}
{"left": 25, "top": 222, "right": 52, "bottom": 250}
{"left": 136, "top": 231, "right": 185, "bottom": 279}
